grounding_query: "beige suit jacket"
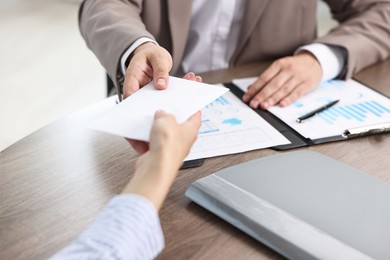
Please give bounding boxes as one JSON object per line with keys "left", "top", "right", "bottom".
{"left": 79, "top": 0, "right": 390, "bottom": 93}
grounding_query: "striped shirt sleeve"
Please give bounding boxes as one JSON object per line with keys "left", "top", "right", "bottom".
{"left": 50, "top": 194, "right": 164, "bottom": 260}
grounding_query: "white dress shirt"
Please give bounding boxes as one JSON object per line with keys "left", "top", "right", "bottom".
{"left": 121, "top": 0, "right": 345, "bottom": 82}
{"left": 180, "top": 0, "right": 246, "bottom": 73}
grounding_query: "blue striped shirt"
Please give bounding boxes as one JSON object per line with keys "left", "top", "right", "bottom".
{"left": 51, "top": 194, "right": 164, "bottom": 260}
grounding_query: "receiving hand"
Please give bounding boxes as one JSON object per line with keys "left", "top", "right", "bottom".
{"left": 123, "top": 42, "right": 173, "bottom": 99}
{"left": 242, "top": 52, "right": 322, "bottom": 110}
{"left": 123, "top": 110, "right": 201, "bottom": 210}
{"left": 127, "top": 72, "right": 202, "bottom": 154}
{"left": 147, "top": 110, "right": 201, "bottom": 169}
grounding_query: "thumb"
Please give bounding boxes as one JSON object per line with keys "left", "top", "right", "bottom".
{"left": 149, "top": 49, "right": 172, "bottom": 90}
{"left": 154, "top": 74, "right": 169, "bottom": 90}
{"left": 154, "top": 109, "right": 168, "bottom": 119}
{"left": 184, "top": 111, "right": 202, "bottom": 135}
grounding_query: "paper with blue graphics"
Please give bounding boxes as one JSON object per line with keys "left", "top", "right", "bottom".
{"left": 233, "top": 77, "right": 390, "bottom": 139}
{"left": 88, "top": 76, "right": 228, "bottom": 141}
{"left": 186, "top": 90, "right": 290, "bottom": 160}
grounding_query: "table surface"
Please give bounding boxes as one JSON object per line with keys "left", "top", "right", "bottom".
{"left": 1, "top": 60, "right": 390, "bottom": 260}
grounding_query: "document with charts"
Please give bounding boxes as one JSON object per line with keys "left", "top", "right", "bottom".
{"left": 186, "top": 88, "right": 290, "bottom": 160}
{"left": 233, "top": 78, "right": 390, "bottom": 140}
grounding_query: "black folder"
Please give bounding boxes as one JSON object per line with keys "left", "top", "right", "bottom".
{"left": 223, "top": 82, "right": 390, "bottom": 151}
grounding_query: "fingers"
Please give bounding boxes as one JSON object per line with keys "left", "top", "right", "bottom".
{"left": 123, "top": 75, "right": 142, "bottom": 98}
{"left": 279, "top": 82, "right": 311, "bottom": 107}
{"left": 154, "top": 109, "right": 165, "bottom": 118}
{"left": 186, "top": 111, "right": 202, "bottom": 129}
{"left": 123, "top": 56, "right": 154, "bottom": 99}
{"left": 147, "top": 109, "right": 201, "bottom": 166}
{"left": 124, "top": 43, "right": 203, "bottom": 102}
{"left": 183, "top": 72, "right": 202, "bottom": 82}
{"left": 183, "top": 111, "right": 202, "bottom": 139}
{"left": 123, "top": 44, "right": 172, "bottom": 99}
{"left": 129, "top": 110, "right": 199, "bottom": 156}
{"left": 242, "top": 61, "right": 282, "bottom": 103}
{"left": 153, "top": 110, "right": 200, "bottom": 143}
{"left": 124, "top": 70, "right": 202, "bottom": 99}
{"left": 154, "top": 109, "right": 200, "bottom": 130}
{"left": 266, "top": 77, "right": 302, "bottom": 107}
{"left": 242, "top": 54, "right": 322, "bottom": 110}
{"left": 154, "top": 109, "right": 172, "bottom": 120}
{"left": 252, "top": 70, "right": 292, "bottom": 109}
{"left": 183, "top": 72, "right": 195, "bottom": 80}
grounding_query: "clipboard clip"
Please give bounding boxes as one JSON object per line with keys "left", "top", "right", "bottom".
{"left": 342, "top": 122, "right": 390, "bottom": 138}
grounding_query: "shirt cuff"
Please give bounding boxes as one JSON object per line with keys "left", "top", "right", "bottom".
{"left": 51, "top": 194, "right": 164, "bottom": 260}
{"left": 120, "top": 37, "right": 158, "bottom": 75}
{"left": 296, "top": 43, "right": 346, "bottom": 82}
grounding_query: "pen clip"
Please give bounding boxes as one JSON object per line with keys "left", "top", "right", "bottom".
{"left": 342, "top": 123, "right": 390, "bottom": 138}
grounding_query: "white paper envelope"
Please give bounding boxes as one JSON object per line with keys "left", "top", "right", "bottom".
{"left": 88, "top": 76, "right": 229, "bottom": 141}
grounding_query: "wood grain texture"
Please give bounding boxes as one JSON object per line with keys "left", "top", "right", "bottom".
{"left": 1, "top": 60, "right": 389, "bottom": 260}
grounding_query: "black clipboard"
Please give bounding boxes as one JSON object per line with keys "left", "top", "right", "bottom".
{"left": 223, "top": 82, "right": 390, "bottom": 151}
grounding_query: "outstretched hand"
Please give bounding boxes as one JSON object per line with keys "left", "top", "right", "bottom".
{"left": 123, "top": 109, "right": 201, "bottom": 210}
{"left": 147, "top": 109, "right": 201, "bottom": 169}
{"left": 242, "top": 52, "right": 322, "bottom": 110}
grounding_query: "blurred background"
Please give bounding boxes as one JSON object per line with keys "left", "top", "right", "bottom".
{"left": 0, "top": 0, "right": 337, "bottom": 151}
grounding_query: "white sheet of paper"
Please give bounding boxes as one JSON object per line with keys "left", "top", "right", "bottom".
{"left": 186, "top": 90, "right": 290, "bottom": 160}
{"left": 233, "top": 77, "right": 390, "bottom": 139}
{"left": 88, "top": 76, "right": 229, "bottom": 141}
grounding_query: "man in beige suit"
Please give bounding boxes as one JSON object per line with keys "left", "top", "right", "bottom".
{"left": 79, "top": 0, "right": 390, "bottom": 110}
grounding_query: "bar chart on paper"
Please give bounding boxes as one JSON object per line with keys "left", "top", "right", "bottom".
{"left": 318, "top": 100, "right": 390, "bottom": 125}
{"left": 198, "top": 96, "right": 241, "bottom": 134}
{"left": 186, "top": 89, "right": 290, "bottom": 160}
{"left": 269, "top": 79, "right": 390, "bottom": 139}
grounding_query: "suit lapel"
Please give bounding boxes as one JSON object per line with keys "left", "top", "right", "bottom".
{"left": 231, "top": 0, "right": 270, "bottom": 64}
{"left": 167, "top": 0, "right": 193, "bottom": 73}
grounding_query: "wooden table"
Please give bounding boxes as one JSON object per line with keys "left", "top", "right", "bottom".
{"left": 1, "top": 61, "right": 389, "bottom": 259}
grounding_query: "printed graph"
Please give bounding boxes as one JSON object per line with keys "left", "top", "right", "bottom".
{"left": 186, "top": 91, "right": 289, "bottom": 160}
{"left": 206, "top": 96, "right": 231, "bottom": 107}
{"left": 199, "top": 119, "right": 219, "bottom": 134}
{"left": 318, "top": 100, "right": 390, "bottom": 125}
{"left": 269, "top": 79, "right": 390, "bottom": 139}
{"left": 200, "top": 94, "right": 244, "bottom": 134}
{"left": 222, "top": 118, "right": 242, "bottom": 126}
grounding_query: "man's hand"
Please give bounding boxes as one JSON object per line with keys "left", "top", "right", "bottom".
{"left": 123, "top": 42, "right": 173, "bottom": 99}
{"left": 242, "top": 52, "right": 322, "bottom": 110}
{"left": 127, "top": 72, "right": 202, "bottom": 154}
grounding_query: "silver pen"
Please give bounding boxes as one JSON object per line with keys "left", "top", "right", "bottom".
{"left": 296, "top": 100, "right": 339, "bottom": 123}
